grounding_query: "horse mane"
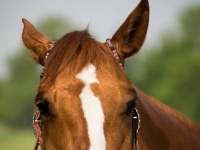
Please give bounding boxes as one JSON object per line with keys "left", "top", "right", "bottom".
{"left": 44, "top": 30, "right": 107, "bottom": 80}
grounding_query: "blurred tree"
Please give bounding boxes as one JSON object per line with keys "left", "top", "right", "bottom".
{"left": 125, "top": 6, "right": 200, "bottom": 125}
{"left": 37, "top": 16, "right": 76, "bottom": 40}
{"left": 0, "top": 17, "right": 76, "bottom": 127}
{"left": 0, "top": 51, "right": 39, "bottom": 127}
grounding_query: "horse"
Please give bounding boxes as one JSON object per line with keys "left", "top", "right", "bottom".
{"left": 22, "top": 0, "right": 200, "bottom": 149}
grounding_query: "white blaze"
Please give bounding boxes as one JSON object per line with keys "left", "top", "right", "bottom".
{"left": 76, "top": 64, "right": 106, "bottom": 150}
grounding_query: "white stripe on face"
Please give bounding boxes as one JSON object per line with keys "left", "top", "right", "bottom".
{"left": 76, "top": 64, "right": 106, "bottom": 150}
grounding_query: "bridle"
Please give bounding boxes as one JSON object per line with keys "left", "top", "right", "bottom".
{"left": 40, "top": 43, "right": 55, "bottom": 79}
{"left": 132, "top": 105, "right": 140, "bottom": 150}
{"left": 32, "top": 39, "right": 140, "bottom": 150}
{"left": 32, "top": 111, "right": 43, "bottom": 150}
{"left": 106, "top": 39, "right": 124, "bottom": 69}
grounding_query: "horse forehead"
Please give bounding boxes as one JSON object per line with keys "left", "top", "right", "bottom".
{"left": 76, "top": 64, "right": 99, "bottom": 84}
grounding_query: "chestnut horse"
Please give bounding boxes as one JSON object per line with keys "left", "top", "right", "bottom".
{"left": 22, "top": 0, "right": 200, "bottom": 149}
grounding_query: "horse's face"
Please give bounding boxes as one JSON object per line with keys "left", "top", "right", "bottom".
{"left": 35, "top": 37, "right": 136, "bottom": 150}
{"left": 22, "top": 0, "right": 149, "bottom": 149}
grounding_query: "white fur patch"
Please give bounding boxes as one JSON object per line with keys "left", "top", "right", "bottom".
{"left": 76, "top": 64, "right": 106, "bottom": 150}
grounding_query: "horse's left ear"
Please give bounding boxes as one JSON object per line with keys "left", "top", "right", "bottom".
{"left": 111, "top": 0, "right": 149, "bottom": 58}
{"left": 22, "top": 18, "right": 53, "bottom": 65}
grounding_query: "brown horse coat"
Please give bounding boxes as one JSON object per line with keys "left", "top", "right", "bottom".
{"left": 22, "top": 0, "right": 200, "bottom": 149}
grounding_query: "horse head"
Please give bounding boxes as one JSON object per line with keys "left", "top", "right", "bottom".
{"left": 22, "top": 0, "right": 149, "bottom": 149}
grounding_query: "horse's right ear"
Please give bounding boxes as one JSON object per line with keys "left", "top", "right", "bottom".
{"left": 22, "top": 18, "right": 53, "bottom": 65}
{"left": 111, "top": 0, "right": 149, "bottom": 58}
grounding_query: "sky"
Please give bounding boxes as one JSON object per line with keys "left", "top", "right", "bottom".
{"left": 0, "top": 0, "right": 200, "bottom": 77}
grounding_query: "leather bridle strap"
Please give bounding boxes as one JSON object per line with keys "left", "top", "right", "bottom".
{"left": 132, "top": 108, "right": 140, "bottom": 150}
{"left": 33, "top": 138, "right": 39, "bottom": 150}
{"left": 32, "top": 111, "right": 43, "bottom": 150}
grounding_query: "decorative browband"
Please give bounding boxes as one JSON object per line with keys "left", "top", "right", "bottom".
{"left": 106, "top": 39, "right": 123, "bottom": 69}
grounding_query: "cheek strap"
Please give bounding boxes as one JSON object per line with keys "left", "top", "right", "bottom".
{"left": 32, "top": 111, "right": 43, "bottom": 150}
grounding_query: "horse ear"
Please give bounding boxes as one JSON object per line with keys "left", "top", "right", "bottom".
{"left": 111, "top": 0, "right": 149, "bottom": 58}
{"left": 22, "top": 18, "right": 53, "bottom": 65}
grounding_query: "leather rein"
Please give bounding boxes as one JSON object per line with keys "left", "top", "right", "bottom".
{"left": 32, "top": 39, "right": 140, "bottom": 150}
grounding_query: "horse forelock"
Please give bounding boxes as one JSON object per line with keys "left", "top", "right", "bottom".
{"left": 43, "top": 30, "right": 108, "bottom": 82}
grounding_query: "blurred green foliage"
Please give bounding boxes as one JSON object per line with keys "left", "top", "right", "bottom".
{"left": 125, "top": 6, "right": 200, "bottom": 125}
{"left": 0, "top": 123, "right": 34, "bottom": 149}
{"left": 0, "top": 51, "right": 38, "bottom": 127}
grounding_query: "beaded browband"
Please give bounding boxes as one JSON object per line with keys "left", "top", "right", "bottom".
{"left": 40, "top": 43, "right": 54, "bottom": 79}
{"left": 106, "top": 39, "right": 123, "bottom": 69}
{"left": 40, "top": 39, "right": 123, "bottom": 79}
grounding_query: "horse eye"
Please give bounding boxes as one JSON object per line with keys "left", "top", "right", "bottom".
{"left": 36, "top": 100, "right": 50, "bottom": 118}
{"left": 125, "top": 100, "right": 136, "bottom": 116}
